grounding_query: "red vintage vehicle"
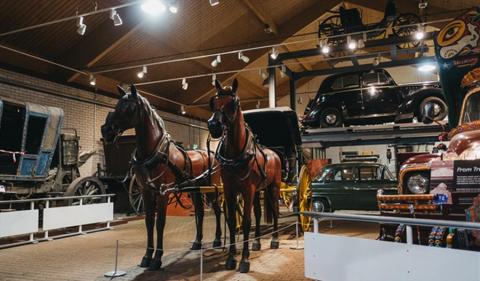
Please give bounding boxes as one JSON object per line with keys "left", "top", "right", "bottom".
{"left": 378, "top": 7, "right": 480, "bottom": 248}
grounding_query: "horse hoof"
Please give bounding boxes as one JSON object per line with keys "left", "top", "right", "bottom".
{"left": 225, "top": 256, "right": 237, "bottom": 270}
{"left": 148, "top": 259, "right": 162, "bottom": 271}
{"left": 139, "top": 256, "right": 151, "bottom": 268}
{"left": 239, "top": 261, "right": 250, "bottom": 273}
{"left": 191, "top": 241, "right": 202, "bottom": 250}
{"left": 212, "top": 239, "right": 222, "bottom": 249}
{"left": 270, "top": 240, "right": 279, "bottom": 249}
{"left": 252, "top": 240, "right": 261, "bottom": 251}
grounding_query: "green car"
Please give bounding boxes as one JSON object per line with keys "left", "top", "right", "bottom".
{"left": 311, "top": 162, "right": 397, "bottom": 212}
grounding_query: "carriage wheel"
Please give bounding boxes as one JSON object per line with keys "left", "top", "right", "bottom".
{"left": 128, "top": 175, "right": 144, "bottom": 215}
{"left": 392, "top": 13, "right": 422, "bottom": 49}
{"left": 319, "top": 15, "right": 343, "bottom": 47}
{"left": 297, "top": 165, "right": 312, "bottom": 232}
{"left": 65, "top": 176, "right": 106, "bottom": 205}
{"left": 280, "top": 182, "right": 296, "bottom": 211}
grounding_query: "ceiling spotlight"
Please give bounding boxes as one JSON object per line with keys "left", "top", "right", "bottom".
{"left": 270, "top": 47, "right": 279, "bottom": 60}
{"left": 211, "top": 55, "right": 221, "bottom": 68}
{"left": 181, "top": 78, "right": 188, "bottom": 90}
{"left": 280, "top": 65, "right": 286, "bottom": 78}
{"left": 168, "top": 0, "right": 178, "bottom": 13}
{"left": 418, "top": 63, "right": 436, "bottom": 73}
{"left": 260, "top": 69, "right": 268, "bottom": 80}
{"left": 180, "top": 105, "right": 186, "bottom": 115}
{"left": 347, "top": 36, "right": 357, "bottom": 50}
{"left": 414, "top": 26, "right": 425, "bottom": 40}
{"left": 110, "top": 9, "right": 123, "bottom": 26}
{"left": 256, "top": 100, "right": 261, "bottom": 109}
{"left": 373, "top": 56, "right": 380, "bottom": 66}
{"left": 137, "top": 65, "right": 147, "bottom": 79}
{"left": 320, "top": 39, "right": 330, "bottom": 54}
{"left": 211, "top": 74, "right": 216, "bottom": 86}
{"left": 89, "top": 74, "right": 96, "bottom": 86}
{"left": 238, "top": 51, "right": 250, "bottom": 63}
{"left": 141, "top": 0, "right": 166, "bottom": 16}
{"left": 209, "top": 0, "right": 220, "bottom": 6}
{"left": 76, "top": 16, "right": 87, "bottom": 35}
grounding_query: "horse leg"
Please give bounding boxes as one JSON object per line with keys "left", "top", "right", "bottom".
{"left": 140, "top": 190, "right": 155, "bottom": 267}
{"left": 190, "top": 192, "right": 203, "bottom": 250}
{"left": 149, "top": 194, "right": 168, "bottom": 271}
{"left": 252, "top": 192, "right": 262, "bottom": 251}
{"left": 224, "top": 189, "right": 238, "bottom": 270}
{"left": 208, "top": 192, "right": 223, "bottom": 248}
{"left": 239, "top": 187, "right": 254, "bottom": 273}
{"left": 269, "top": 183, "right": 280, "bottom": 249}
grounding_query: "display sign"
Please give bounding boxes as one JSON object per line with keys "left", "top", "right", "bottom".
{"left": 453, "top": 160, "right": 480, "bottom": 190}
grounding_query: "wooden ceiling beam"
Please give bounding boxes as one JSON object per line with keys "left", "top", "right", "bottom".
{"left": 241, "top": 0, "right": 279, "bottom": 34}
{"left": 237, "top": 75, "right": 267, "bottom": 98}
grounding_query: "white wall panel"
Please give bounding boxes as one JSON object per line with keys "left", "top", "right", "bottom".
{"left": 43, "top": 203, "right": 113, "bottom": 231}
{"left": 0, "top": 210, "right": 38, "bottom": 238}
{"left": 305, "top": 232, "right": 480, "bottom": 281}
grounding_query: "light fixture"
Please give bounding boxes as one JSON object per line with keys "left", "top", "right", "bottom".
{"left": 110, "top": 9, "right": 123, "bottom": 26}
{"left": 414, "top": 25, "right": 425, "bottom": 40}
{"left": 238, "top": 51, "right": 250, "bottom": 63}
{"left": 320, "top": 39, "right": 330, "bottom": 54}
{"left": 180, "top": 105, "right": 186, "bottom": 115}
{"left": 168, "top": 0, "right": 178, "bottom": 13}
{"left": 347, "top": 36, "right": 357, "bottom": 50}
{"left": 76, "top": 16, "right": 87, "bottom": 35}
{"left": 89, "top": 74, "right": 96, "bottom": 86}
{"left": 418, "top": 63, "right": 436, "bottom": 72}
{"left": 270, "top": 47, "right": 278, "bottom": 60}
{"left": 259, "top": 69, "right": 268, "bottom": 79}
{"left": 280, "top": 65, "right": 286, "bottom": 78}
{"left": 211, "top": 74, "right": 216, "bottom": 86}
{"left": 209, "top": 0, "right": 220, "bottom": 6}
{"left": 256, "top": 100, "right": 260, "bottom": 109}
{"left": 137, "top": 65, "right": 147, "bottom": 79}
{"left": 373, "top": 56, "right": 380, "bottom": 66}
{"left": 211, "top": 55, "right": 221, "bottom": 67}
{"left": 141, "top": 0, "right": 166, "bottom": 16}
{"left": 181, "top": 78, "right": 188, "bottom": 90}
{"left": 297, "top": 97, "right": 303, "bottom": 104}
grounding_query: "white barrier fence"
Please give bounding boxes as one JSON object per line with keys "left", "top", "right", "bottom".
{"left": 302, "top": 212, "right": 480, "bottom": 281}
{"left": 0, "top": 194, "right": 114, "bottom": 248}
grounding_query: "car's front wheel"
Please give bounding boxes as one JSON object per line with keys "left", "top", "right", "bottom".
{"left": 319, "top": 107, "right": 343, "bottom": 128}
{"left": 417, "top": 96, "right": 448, "bottom": 122}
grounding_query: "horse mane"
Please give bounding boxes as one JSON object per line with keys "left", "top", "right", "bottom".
{"left": 135, "top": 94, "right": 167, "bottom": 134}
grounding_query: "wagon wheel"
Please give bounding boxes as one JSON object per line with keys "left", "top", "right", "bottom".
{"left": 128, "top": 175, "right": 144, "bottom": 215}
{"left": 280, "top": 182, "right": 296, "bottom": 211}
{"left": 392, "top": 13, "right": 422, "bottom": 49}
{"left": 65, "top": 176, "right": 106, "bottom": 205}
{"left": 319, "top": 15, "right": 343, "bottom": 47}
{"left": 297, "top": 165, "right": 312, "bottom": 232}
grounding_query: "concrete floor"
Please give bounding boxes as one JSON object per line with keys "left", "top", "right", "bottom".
{"left": 0, "top": 211, "right": 378, "bottom": 281}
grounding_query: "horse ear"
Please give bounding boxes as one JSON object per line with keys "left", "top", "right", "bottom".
{"left": 117, "top": 85, "right": 127, "bottom": 97}
{"left": 214, "top": 79, "right": 223, "bottom": 92}
{"left": 231, "top": 78, "right": 238, "bottom": 94}
{"left": 130, "top": 84, "right": 137, "bottom": 98}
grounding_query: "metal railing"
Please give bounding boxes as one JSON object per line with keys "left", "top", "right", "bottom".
{"left": 302, "top": 211, "right": 480, "bottom": 244}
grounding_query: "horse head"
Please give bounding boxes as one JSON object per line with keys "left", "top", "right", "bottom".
{"left": 101, "top": 84, "right": 142, "bottom": 144}
{"left": 207, "top": 79, "right": 239, "bottom": 138}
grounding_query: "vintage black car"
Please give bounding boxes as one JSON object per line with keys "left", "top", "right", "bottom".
{"left": 311, "top": 162, "right": 397, "bottom": 212}
{"left": 302, "top": 69, "right": 447, "bottom": 128}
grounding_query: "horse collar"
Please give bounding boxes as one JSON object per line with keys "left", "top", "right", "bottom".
{"left": 216, "top": 127, "right": 255, "bottom": 168}
{"left": 131, "top": 132, "right": 170, "bottom": 169}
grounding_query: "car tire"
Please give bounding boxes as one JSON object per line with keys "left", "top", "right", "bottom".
{"left": 319, "top": 107, "right": 343, "bottom": 128}
{"left": 417, "top": 96, "right": 448, "bottom": 122}
{"left": 314, "top": 198, "right": 332, "bottom": 213}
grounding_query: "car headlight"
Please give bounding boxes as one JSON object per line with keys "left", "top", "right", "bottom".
{"left": 406, "top": 173, "right": 429, "bottom": 194}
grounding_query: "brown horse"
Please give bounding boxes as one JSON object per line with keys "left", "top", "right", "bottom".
{"left": 101, "top": 85, "right": 222, "bottom": 271}
{"left": 207, "top": 79, "right": 281, "bottom": 273}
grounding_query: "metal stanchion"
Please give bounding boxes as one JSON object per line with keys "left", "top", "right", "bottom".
{"left": 104, "top": 240, "right": 126, "bottom": 278}
{"left": 290, "top": 220, "right": 304, "bottom": 250}
{"left": 200, "top": 247, "right": 203, "bottom": 281}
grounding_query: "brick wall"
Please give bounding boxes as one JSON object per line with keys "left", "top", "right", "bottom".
{"left": 0, "top": 68, "right": 209, "bottom": 176}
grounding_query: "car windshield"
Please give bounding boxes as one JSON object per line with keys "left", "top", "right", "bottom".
{"left": 462, "top": 92, "right": 480, "bottom": 124}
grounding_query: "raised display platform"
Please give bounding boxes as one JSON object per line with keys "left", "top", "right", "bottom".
{"left": 301, "top": 122, "right": 446, "bottom": 148}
